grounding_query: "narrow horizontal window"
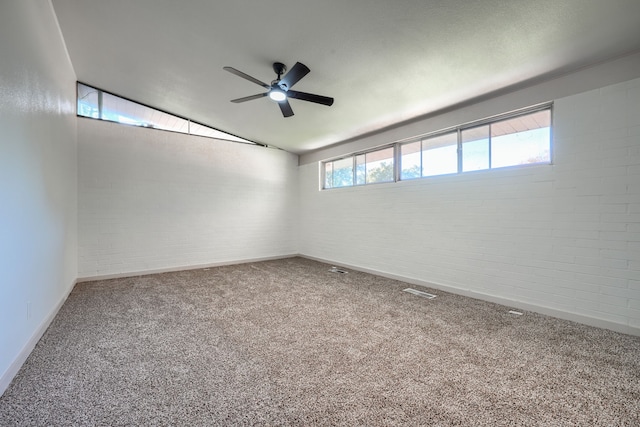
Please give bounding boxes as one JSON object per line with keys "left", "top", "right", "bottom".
{"left": 76, "top": 82, "right": 255, "bottom": 145}
{"left": 356, "top": 147, "right": 395, "bottom": 185}
{"left": 323, "top": 146, "right": 396, "bottom": 189}
{"left": 325, "top": 157, "right": 354, "bottom": 188}
{"left": 400, "top": 105, "right": 552, "bottom": 179}
{"left": 322, "top": 104, "right": 552, "bottom": 190}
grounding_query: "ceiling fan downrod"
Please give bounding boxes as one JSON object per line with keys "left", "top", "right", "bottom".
{"left": 272, "top": 62, "right": 287, "bottom": 81}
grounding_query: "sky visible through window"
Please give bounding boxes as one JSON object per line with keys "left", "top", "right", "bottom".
{"left": 77, "top": 83, "right": 253, "bottom": 144}
{"left": 325, "top": 106, "right": 551, "bottom": 189}
{"left": 491, "top": 127, "right": 550, "bottom": 167}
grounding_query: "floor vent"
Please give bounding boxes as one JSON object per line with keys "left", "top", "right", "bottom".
{"left": 329, "top": 266, "right": 348, "bottom": 274}
{"left": 403, "top": 288, "right": 436, "bottom": 299}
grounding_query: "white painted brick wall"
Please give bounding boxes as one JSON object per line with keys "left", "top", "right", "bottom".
{"left": 299, "top": 76, "right": 640, "bottom": 333}
{"left": 0, "top": 1, "right": 78, "bottom": 394}
{"left": 78, "top": 119, "right": 299, "bottom": 278}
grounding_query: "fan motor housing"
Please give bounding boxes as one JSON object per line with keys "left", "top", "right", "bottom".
{"left": 273, "top": 62, "right": 287, "bottom": 78}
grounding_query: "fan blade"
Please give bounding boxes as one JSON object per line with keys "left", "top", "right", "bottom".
{"left": 223, "top": 66, "right": 271, "bottom": 89}
{"left": 230, "top": 93, "right": 268, "bottom": 103}
{"left": 278, "top": 62, "right": 310, "bottom": 90}
{"left": 287, "top": 90, "right": 334, "bottom": 106}
{"left": 278, "top": 99, "right": 294, "bottom": 117}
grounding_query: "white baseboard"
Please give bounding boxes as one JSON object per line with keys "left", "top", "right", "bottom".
{"left": 2, "top": 255, "right": 299, "bottom": 396}
{"left": 4, "top": 252, "right": 635, "bottom": 399}
{"left": 300, "top": 254, "right": 640, "bottom": 337}
{"left": 77, "top": 254, "right": 298, "bottom": 283}
{"left": 0, "top": 278, "right": 77, "bottom": 397}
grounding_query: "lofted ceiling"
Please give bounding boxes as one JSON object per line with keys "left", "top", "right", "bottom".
{"left": 52, "top": 0, "right": 640, "bottom": 155}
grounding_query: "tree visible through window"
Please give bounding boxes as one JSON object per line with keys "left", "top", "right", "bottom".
{"left": 356, "top": 147, "right": 394, "bottom": 185}
{"left": 322, "top": 105, "right": 551, "bottom": 189}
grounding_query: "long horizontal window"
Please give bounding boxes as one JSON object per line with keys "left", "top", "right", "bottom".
{"left": 324, "top": 146, "right": 395, "bottom": 189}
{"left": 356, "top": 147, "right": 395, "bottom": 185}
{"left": 323, "top": 104, "right": 551, "bottom": 189}
{"left": 77, "top": 82, "right": 255, "bottom": 145}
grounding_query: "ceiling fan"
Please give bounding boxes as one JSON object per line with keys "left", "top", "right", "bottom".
{"left": 223, "top": 62, "right": 334, "bottom": 117}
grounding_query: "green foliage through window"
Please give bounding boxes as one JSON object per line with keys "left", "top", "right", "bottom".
{"left": 322, "top": 105, "right": 551, "bottom": 189}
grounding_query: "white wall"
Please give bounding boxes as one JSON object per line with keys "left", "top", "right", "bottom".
{"left": 78, "top": 119, "right": 299, "bottom": 279}
{"left": 0, "top": 1, "right": 78, "bottom": 394}
{"left": 299, "top": 72, "right": 640, "bottom": 335}
{"left": 0, "top": 4, "right": 637, "bottom": 401}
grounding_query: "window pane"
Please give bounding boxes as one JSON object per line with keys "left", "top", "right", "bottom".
{"left": 355, "top": 154, "right": 366, "bottom": 185}
{"left": 400, "top": 141, "right": 421, "bottom": 180}
{"left": 76, "top": 83, "right": 255, "bottom": 144}
{"left": 332, "top": 157, "right": 354, "bottom": 188}
{"left": 462, "top": 125, "right": 489, "bottom": 172}
{"left": 189, "top": 122, "right": 253, "bottom": 143}
{"left": 321, "top": 105, "right": 551, "bottom": 190}
{"left": 365, "top": 147, "right": 394, "bottom": 184}
{"left": 491, "top": 110, "right": 551, "bottom": 168}
{"left": 422, "top": 132, "right": 458, "bottom": 176}
{"left": 100, "top": 91, "right": 190, "bottom": 132}
{"left": 77, "top": 83, "right": 100, "bottom": 118}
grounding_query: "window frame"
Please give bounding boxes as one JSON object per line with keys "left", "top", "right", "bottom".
{"left": 355, "top": 146, "right": 395, "bottom": 185}
{"left": 321, "top": 145, "right": 399, "bottom": 189}
{"left": 76, "top": 82, "right": 261, "bottom": 146}
{"left": 321, "top": 102, "right": 552, "bottom": 190}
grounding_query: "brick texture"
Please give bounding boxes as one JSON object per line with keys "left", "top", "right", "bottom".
{"left": 299, "top": 77, "right": 640, "bottom": 331}
{"left": 78, "top": 119, "right": 298, "bottom": 278}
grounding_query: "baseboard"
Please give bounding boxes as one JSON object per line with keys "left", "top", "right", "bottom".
{"left": 5, "top": 253, "right": 634, "bottom": 399}
{"left": 0, "top": 278, "right": 77, "bottom": 397}
{"left": 299, "top": 254, "right": 640, "bottom": 337}
{"left": 77, "top": 254, "right": 299, "bottom": 283}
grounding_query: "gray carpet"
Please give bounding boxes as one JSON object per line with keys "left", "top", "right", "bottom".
{"left": 1, "top": 257, "right": 639, "bottom": 426}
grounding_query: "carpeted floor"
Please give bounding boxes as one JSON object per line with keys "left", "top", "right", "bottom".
{"left": 1, "top": 257, "right": 639, "bottom": 426}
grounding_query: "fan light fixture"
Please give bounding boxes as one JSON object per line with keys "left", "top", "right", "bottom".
{"left": 269, "top": 89, "right": 287, "bottom": 102}
{"left": 224, "top": 61, "right": 334, "bottom": 117}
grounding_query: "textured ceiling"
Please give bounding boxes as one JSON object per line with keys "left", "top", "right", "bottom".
{"left": 52, "top": 0, "right": 640, "bottom": 154}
